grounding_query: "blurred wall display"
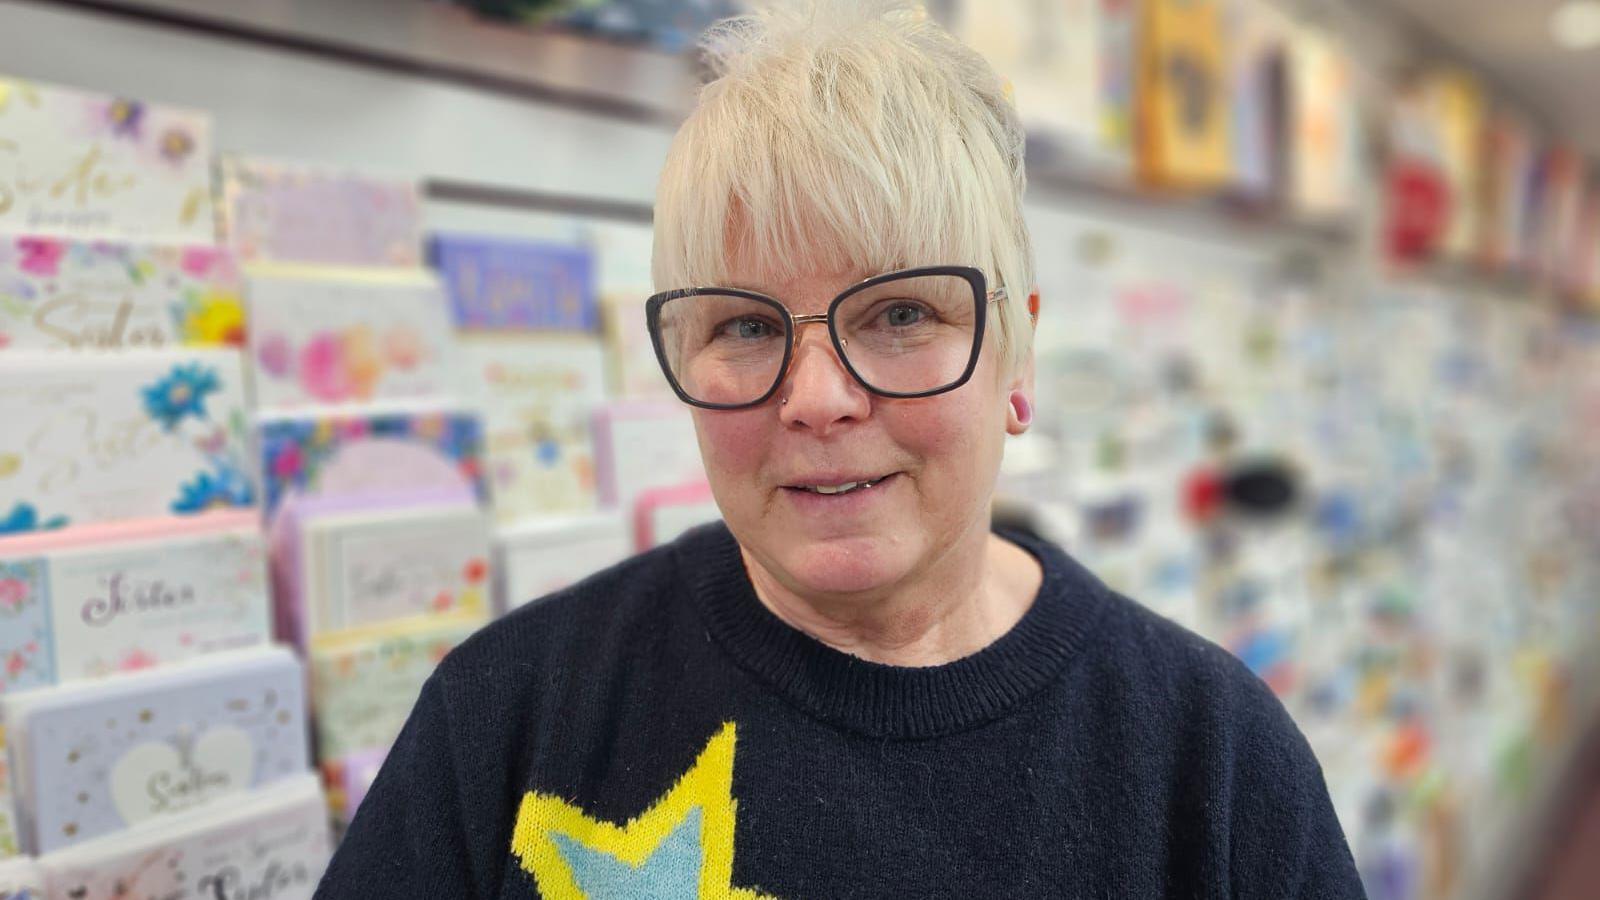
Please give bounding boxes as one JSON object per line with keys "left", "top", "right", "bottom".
{"left": 1136, "top": 0, "right": 1233, "bottom": 190}
{"left": 0, "top": 349, "right": 256, "bottom": 535}
{"left": 0, "top": 511, "right": 271, "bottom": 692}
{"left": 1, "top": 645, "right": 307, "bottom": 854}
{"left": 220, "top": 157, "right": 423, "bottom": 269}
{"left": 433, "top": 234, "right": 599, "bottom": 332}
{"left": 246, "top": 272, "right": 460, "bottom": 411}
{"left": 0, "top": 76, "right": 214, "bottom": 243}
{"left": 461, "top": 334, "right": 608, "bottom": 520}
{"left": 37, "top": 774, "right": 330, "bottom": 899}
{"left": 1286, "top": 25, "right": 1363, "bottom": 218}
{"left": 0, "top": 236, "right": 243, "bottom": 351}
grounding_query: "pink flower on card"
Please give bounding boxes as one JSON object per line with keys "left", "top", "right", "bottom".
{"left": 120, "top": 648, "right": 158, "bottom": 671}
{"left": 432, "top": 591, "right": 453, "bottom": 612}
{"left": 17, "top": 238, "right": 64, "bottom": 277}
{"left": 6, "top": 652, "right": 24, "bottom": 677}
{"left": 300, "top": 333, "right": 351, "bottom": 402}
{"left": 178, "top": 632, "right": 194, "bottom": 647}
{"left": 337, "top": 417, "right": 368, "bottom": 440}
{"left": 256, "top": 332, "right": 292, "bottom": 378}
{"left": 384, "top": 326, "right": 423, "bottom": 371}
{"left": 272, "top": 442, "right": 304, "bottom": 480}
{"left": 0, "top": 578, "right": 28, "bottom": 611}
{"left": 180, "top": 247, "right": 221, "bottom": 277}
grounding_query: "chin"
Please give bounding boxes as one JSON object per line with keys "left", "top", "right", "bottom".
{"left": 772, "top": 533, "right": 916, "bottom": 596}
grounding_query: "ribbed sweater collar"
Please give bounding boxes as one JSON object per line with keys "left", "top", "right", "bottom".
{"left": 675, "top": 522, "right": 1111, "bottom": 741}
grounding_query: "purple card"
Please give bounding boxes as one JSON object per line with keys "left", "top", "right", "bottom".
{"left": 431, "top": 234, "right": 597, "bottom": 332}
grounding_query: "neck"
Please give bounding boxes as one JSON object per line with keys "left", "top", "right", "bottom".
{"left": 740, "top": 518, "right": 1043, "bottom": 667}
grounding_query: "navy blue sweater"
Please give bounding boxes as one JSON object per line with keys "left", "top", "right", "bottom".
{"left": 315, "top": 521, "right": 1365, "bottom": 898}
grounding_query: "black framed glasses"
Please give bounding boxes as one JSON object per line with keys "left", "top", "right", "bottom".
{"left": 646, "top": 265, "right": 1005, "bottom": 410}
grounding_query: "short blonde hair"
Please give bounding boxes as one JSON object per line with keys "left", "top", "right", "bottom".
{"left": 651, "top": 0, "right": 1035, "bottom": 374}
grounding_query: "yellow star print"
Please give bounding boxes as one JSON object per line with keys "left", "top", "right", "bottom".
{"left": 511, "top": 722, "right": 781, "bottom": 900}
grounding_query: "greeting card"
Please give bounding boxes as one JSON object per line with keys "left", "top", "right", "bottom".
{"left": 320, "top": 745, "right": 385, "bottom": 827}
{"left": 461, "top": 335, "right": 608, "bottom": 521}
{"left": 0, "top": 511, "right": 271, "bottom": 692}
{"left": 0, "top": 236, "right": 242, "bottom": 351}
{"left": 220, "top": 157, "right": 422, "bottom": 269}
{"left": 0, "top": 349, "right": 255, "bottom": 536}
{"left": 256, "top": 404, "right": 486, "bottom": 517}
{"left": 1226, "top": 0, "right": 1287, "bottom": 200}
{"left": 0, "top": 77, "right": 214, "bottom": 243}
{"left": 271, "top": 490, "right": 489, "bottom": 648}
{"left": 496, "top": 511, "right": 631, "bottom": 611}
{"left": 0, "top": 726, "right": 19, "bottom": 859}
{"left": 247, "top": 272, "right": 459, "bottom": 411}
{"left": 633, "top": 481, "right": 720, "bottom": 551}
{"left": 1287, "top": 26, "right": 1363, "bottom": 218}
{"left": 591, "top": 401, "right": 706, "bottom": 515}
{"left": 955, "top": 0, "right": 1102, "bottom": 160}
{"left": 308, "top": 613, "right": 480, "bottom": 760}
{"left": 0, "top": 858, "right": 40, "bottom": 898}
{"left": 2, "top": 645, "right": 308, "bottom": 854}
{"left": 1136, "top": 0, "right": 1232, "bottom": 190}
{"left": 38, "top": 774, "right": 330, "bottom": 900}
{"left": 432, "top": 234, "right": 598, "bottom": 331}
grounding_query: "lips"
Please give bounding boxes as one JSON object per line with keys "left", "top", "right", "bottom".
{"left": 781, "top": 472, "right": 899, "bottom": 497}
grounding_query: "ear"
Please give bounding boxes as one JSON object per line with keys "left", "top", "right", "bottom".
{"left": 1004, "top": 346, "right": 1036, "bottom": 437}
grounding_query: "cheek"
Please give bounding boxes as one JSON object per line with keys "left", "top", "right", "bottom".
{"left": 692, "top": 408, "right": 771, "bottom": 484}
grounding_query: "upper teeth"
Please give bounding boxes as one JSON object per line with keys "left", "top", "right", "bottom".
{"left": 806, "top": 477, "right": 882, "bottom": 495}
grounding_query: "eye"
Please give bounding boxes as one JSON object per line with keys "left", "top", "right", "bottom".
{"left": 717, "top": 317, "right": 780, "bottom": 340}
{"left": 878, "top": 301, "right": 936, "bottom": 328}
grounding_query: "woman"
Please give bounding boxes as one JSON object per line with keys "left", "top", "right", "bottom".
{"left": 318, "top": 1, "right": 1365, "bottom": 897}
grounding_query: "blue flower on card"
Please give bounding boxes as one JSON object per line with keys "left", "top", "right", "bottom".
{"left": 142, "top": 363, "right": 220, "bottom": 432}
{"left": 0, "top": 501, "right": 67, "bottom": 536}
{"left": 171, "top": 466, "right": 255, "bottom": 514}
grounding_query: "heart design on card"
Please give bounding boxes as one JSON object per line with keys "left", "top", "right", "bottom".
{"left": 109, "top": 725, "right": 255, "bottom": 823}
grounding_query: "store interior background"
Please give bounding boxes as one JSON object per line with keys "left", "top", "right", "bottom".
{"left": 1, "top": 0, "right": 1598, "bottom": 897}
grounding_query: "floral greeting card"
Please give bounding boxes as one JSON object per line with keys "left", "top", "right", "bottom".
{"left": 220, "top": 157, "right": 422, "bottom": 269}
{"left": 0, "top": 511, "right": 271, "bottom": 692}
{"left": 0, "top": 77, "right": 214, "bottom": 243}
{"left": 256, "top": 405, "right": 486, "bottom": 518}
{"left": 0, "top": 349, "right": 256, "bottom": 536}
{"left": 308, "top": 613, "right": 479, "bottom": 759}
{"left": 0, "top": 236, "right": 243, "bottom": 351}
{"left": 246, "top": 272, "right": 458, "bottom": 411}
{"left": 497, "top": 511, "right": 631, "bottom": 612}
{"left": 270, "top": 490, "right": 488, "bottom": 648}
{"left": 2, "top": 646, "right": 307, "bottom": 854}
{"left": 461, "top": 335, "right": 607, "bottom": 521}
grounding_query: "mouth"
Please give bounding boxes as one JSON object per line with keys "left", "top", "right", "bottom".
{"left": 781, "top": 473, "right": 898, "bottom": 497}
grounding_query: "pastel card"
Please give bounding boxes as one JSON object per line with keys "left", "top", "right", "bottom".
{"left": 2, "top": 645, "right": 308, "bottom": 854}
{"left": 308, "top": 505, "right": 491, "bottom": 633}
{"left": 0, "top": 76, "right": 215, "bottom": 243}
{"left": 247, "top": 271, "right": 460, "bottom": 411}
{"left": 432, "top": 234, "right": 598, "bottom": 331}
{"left": 257, "top": 404, "right": 486, "bottom": 517}
{"left": 38, "top": 774, "right": 330, "bottom": 900}
{"left": 591, "top": 401, "right": 706, "bottom": 514}
{"left": 633, "top": 481, "right": 720, "bottom": 551}
{"left": 0, "top": 236, "right": 243, "bottom": 351}
{"left": 0, "top": 349, "right": 256, "bottom": 536}
{"left": 0, "top": 858, "right": 41, "bottom": 898}
{"left": 0, "top": 725, "right": 20, "bottom": 859}
{"left": 461, "top": 334, "right": 608, "bottom": 521}
{"left": 308, "top": 613, "right": 479, "bottom": 760}
{"left": 496, "top": 511, "right": 631, "bottom": 611}
{"left": 0, "top": 510, "right": 271, "bottom": 691}
{"left": 220, "top": 157, "right": 422, "bottom": 269}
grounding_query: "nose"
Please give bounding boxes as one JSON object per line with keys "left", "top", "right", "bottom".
{"left": 777, "top": 323, "right": 871, "bottom": 435}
